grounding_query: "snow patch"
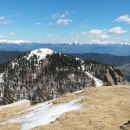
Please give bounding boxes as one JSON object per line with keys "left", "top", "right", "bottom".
{"left": 73, "top": 90, "right": 84, "bottom": 94}
{"left": 0, "top": 73, "right": 4, "bottom": 83}
{"left": 27, "top": 48, "right": 54, "bottom": 61}
{"left": 81, "top": 64, "right": 103, "bottom": 87}
{"left": 0, "top": 97, "right": 83, "bottom": 130}
{"left": 85, "top": 71, "right": 103, "bottom": 87}
{"left": 76, "top": 57, "right": 80, "bottom": 61}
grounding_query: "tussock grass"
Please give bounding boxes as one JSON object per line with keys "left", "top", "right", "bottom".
{"left": 33, "top": 85, "right": 130, "bottom": 130}
{"left": 0, "top": 85, "right": 130, "bottom": 130}
{"left": 0, "top": 123, "right": 21, "bottom": 130}
{"left": 0, "top": 107, "right": 28, "bottom": 122}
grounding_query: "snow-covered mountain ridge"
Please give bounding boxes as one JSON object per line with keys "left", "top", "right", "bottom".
{"left": 0, "top": 48, "right": 128, "bottom": 105}
{"left": 1, "top": 43, "right": 130, "bottom": 56}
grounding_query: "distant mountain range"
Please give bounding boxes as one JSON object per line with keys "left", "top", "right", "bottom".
{"left": 0, "top": 43, "right": 130, "bottom": 56}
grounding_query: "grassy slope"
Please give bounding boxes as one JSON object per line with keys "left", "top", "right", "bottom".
{"left": 0, "top": 85, "right": 130, "bottom": 130}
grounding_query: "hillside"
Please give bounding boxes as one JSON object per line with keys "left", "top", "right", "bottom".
{"left": 0, "top": 51, "right": 130, "bottom": 81}
{"left": 0, "top": 85, "right": 130, "bottom": 130}
{"left": 70, "top": 53, "right": 130, "bottom": 66}
{"left": 0, "top": 51, "right": 23, "bottom": 63}
{"left": 0, "top": 48, "right": 127, "bottom": 105}
{"left": 0, "top": 51, "right": 130, "bottom": 82}
{"left": 118, "top": 63, "right": 130, "bottom": 81}
{"left": 70, "top": 53, "right": 130, "bottom": 81}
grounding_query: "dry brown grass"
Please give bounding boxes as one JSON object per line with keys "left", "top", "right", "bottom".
{"left": 0, "top": 123, "right": 21, "bottom": 130}
{"left": 33, "top": 85, "right": 130, "bottom": 130}
{"left": 0, "top": 103, "right": 30, "bottom": 129}
{"left": 0, "top": 85, "right": 130, "bottom": 130}
{"left": 52, "top": 90, "right": 84, "bottom": 104}
{"left": 0, "top": 107, "right": 27, "bottom": 122}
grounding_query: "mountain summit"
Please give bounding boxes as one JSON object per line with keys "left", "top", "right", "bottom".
{"left": 26, "top": 48, "right": 54, "bottom": 61}
{"left": 0, "top": 48, "right": 128, "bottom": 105}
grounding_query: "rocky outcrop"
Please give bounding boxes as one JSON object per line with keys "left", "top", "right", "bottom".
{"left": 0, "top": 48, "right": 128, "bottom": 105}
{"left": 94, "top": 66, "right": 128, "bottom": 86}
{"left": 120, "top": 121, "right": 130, "bottom": 130}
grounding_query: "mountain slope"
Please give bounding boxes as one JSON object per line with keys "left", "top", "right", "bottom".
{"left": 118, "top": 63, "right": 130, "bottom": 81}
{"left": 0, "top": 97, "right": 83, "bottom": 130}
{"left": 0, "top": 85, "right": 130, "bottom": 130}
{"left": 0, "top": 48, "right": 128, "bottom": 105}
{"left": 70, "top": 53, "right": 130, "bottom": 81}
{"left": 0, "top": 51, "right": 130, "bottom": 82}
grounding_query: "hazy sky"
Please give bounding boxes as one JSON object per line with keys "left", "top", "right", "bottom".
{"left": 0, "top": 0, "right": 130, "bottom": 44}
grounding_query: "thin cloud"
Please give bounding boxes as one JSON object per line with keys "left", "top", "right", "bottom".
{"left": 51, "top": 11, "right": 69, "bottom": 19}
{"left": 0, "top": 32, "right": 16, "bottom": 39}
{"left": 115, "top": 14, "right": 130, "bottom": 24}
{"left": 0, "top": 16, "right": 12, "bottom": 24}
{"left": 82, "top": 27, "right": 126, "bottom": 37}
{"left": 0, "top": 39, "right": 29, "bottom": 44}
{"left": 0, "top": 34, "right": 5, "bottom": 39}
{"left": 88, "top": 29, "right": 104, "bottom": 35}
{"left": 35, "top": 22, "right": 41, "bottom": 25}
{"left": 56, "top": 18, "right": 72, "bottom": 26}
{"left": 9, "top": 32, "right": 16, "bottom": 36}
{"left": 108, "top": 27, "right": 126, "bottom": 34}
{"left": 81, "top": 29, "right": 109, "bottom": 39}
{"left": 51, "top": 11, "right": 72, "bottom": 26}
{"left": 80, "top": 27, "right": 127, "bottom": 44}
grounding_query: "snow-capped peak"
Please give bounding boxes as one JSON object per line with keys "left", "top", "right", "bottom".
{"left": 27, "top": 48, "right": 54, "bottom": 60}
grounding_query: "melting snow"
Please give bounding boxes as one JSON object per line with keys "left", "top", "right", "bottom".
{"left": 27, "top": 48, "right": 54, "bottom": 61}
{"left": 0, "top": 97, "right": 83, "bottom": 130}
{"left": 85, "top": 71, "right": 103, "bottom": 87}
{"left": 81, "top": 64, "right": 103, "bottom": 87}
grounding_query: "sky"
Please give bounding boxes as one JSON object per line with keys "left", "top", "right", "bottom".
{"left": 0, "top": 0, "right": 130, "bottom": 44}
